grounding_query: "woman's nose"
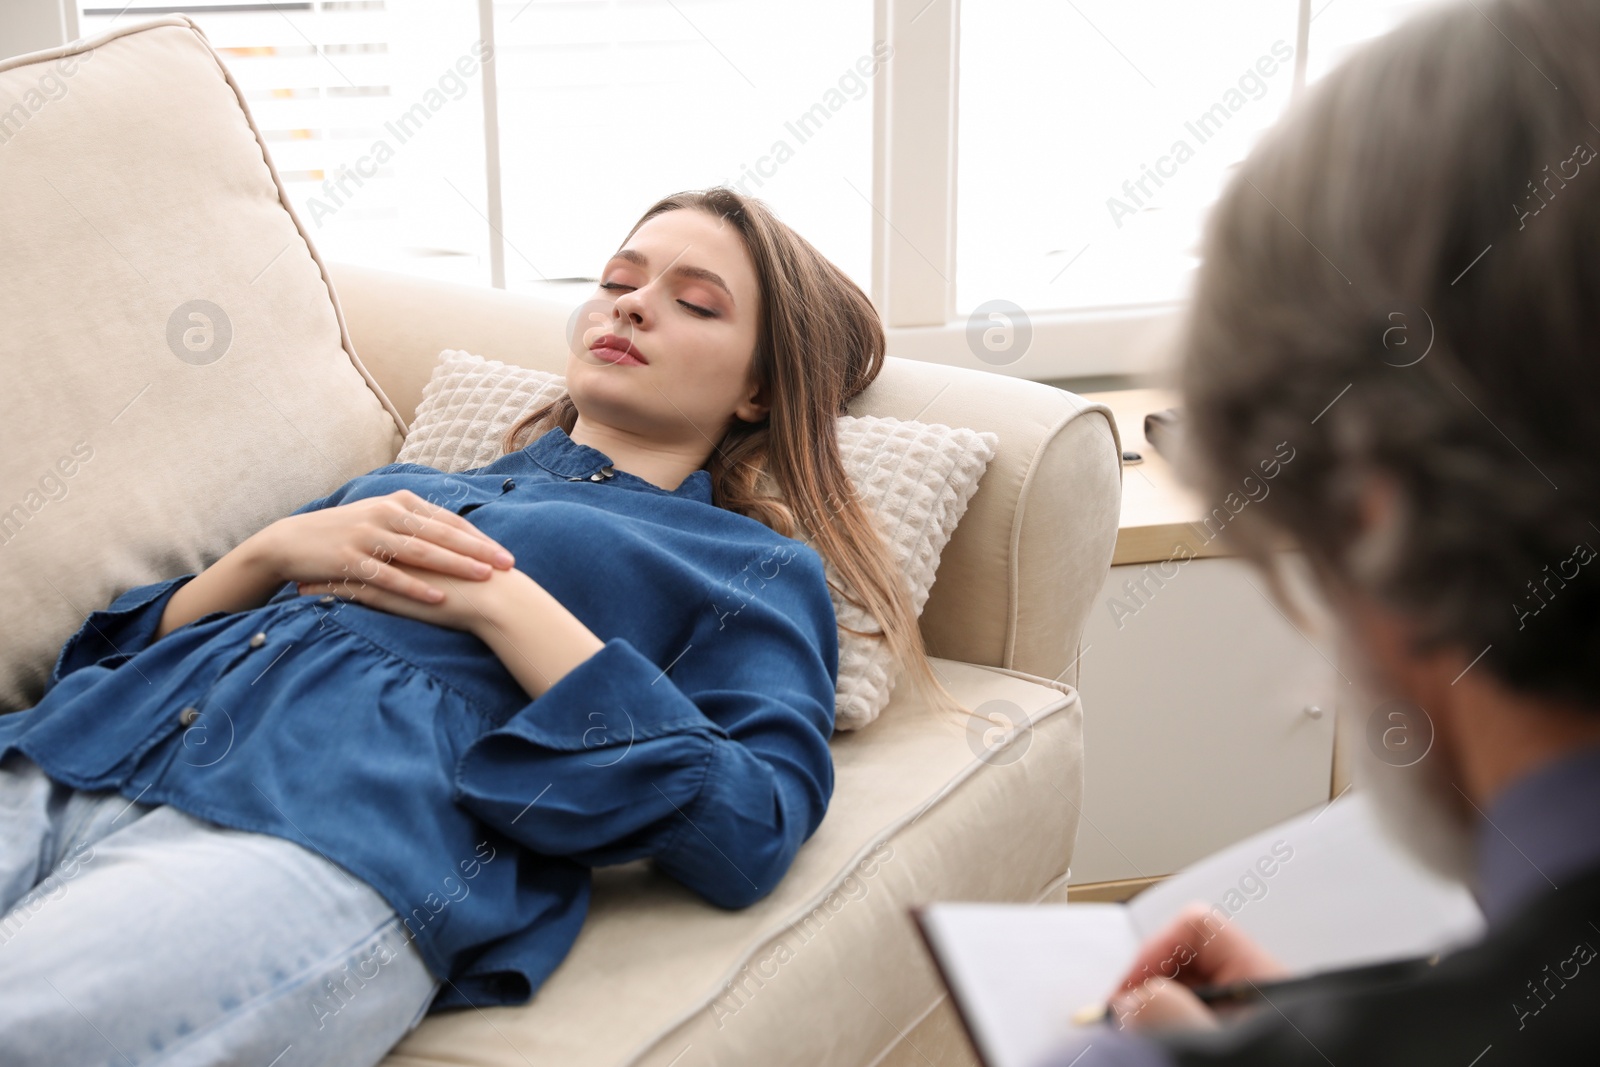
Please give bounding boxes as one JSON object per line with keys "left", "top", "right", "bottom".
{"left": 613, "top": 288, "right": 649, "bottom": 326}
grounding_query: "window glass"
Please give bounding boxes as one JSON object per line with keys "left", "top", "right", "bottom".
{"left": 80, "top": 1, "right": 492, "bottom": 285}
{"left": 957, "top": 0, "right": 1301, "bottom": 314}
{"left": 491, "top": 0, "right": 874, "bottom": 290}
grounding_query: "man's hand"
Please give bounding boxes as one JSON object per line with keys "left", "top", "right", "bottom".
{"left": 1105, "top": 901, "right": 1290, "bottom": 1032}
{"left": 1109, "top": 977, "right": 1219, "bottom": 1030}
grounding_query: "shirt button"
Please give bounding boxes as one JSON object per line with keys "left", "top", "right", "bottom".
{"left": 179, "top": 706, "right": 201, "bottom": 726}
{"left": 501, "top": 478, "right": 516, "bottom": 491}
{"left": 248, "top": 631, "right": 267, "bottom": 649}
{"left": 318, "top": 594, "right": 336, "bottom": 606}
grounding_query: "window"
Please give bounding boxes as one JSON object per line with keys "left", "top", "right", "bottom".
{"left": 490, "top": 0, "right": 873, "bottom": 290}
{"left": 67, "top": 0, "right": 1447, "bottom": 376}
{"left": 79, "top": 1, "right": 493, "bottom": 286}
{"left": 872, "top": 0, "right": 1447, "bottom": 378}
{"left": 954, "top": 0, "right": 1441, "bottom": 318}
{"left": 77, "top": 1, "right": 872, "bottom": 292}
{"left": 957, "top": 0, "right": 1299, "bottom": 315}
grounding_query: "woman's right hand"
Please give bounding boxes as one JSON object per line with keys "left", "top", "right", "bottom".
{"left": 252, "top": 490, "right": 516, "bottom": 605}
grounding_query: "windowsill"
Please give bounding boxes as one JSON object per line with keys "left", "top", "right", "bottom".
{"left": 885, "top": 303, "right": 1185, "bottom": 381}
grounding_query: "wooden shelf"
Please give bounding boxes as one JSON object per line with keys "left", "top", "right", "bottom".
{"left": 1082, "top": 388, "right": 1232, "bottom": 567}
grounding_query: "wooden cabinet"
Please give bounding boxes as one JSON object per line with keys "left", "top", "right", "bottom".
{"left": 1069, "top": 390, "right": 1340, "bottom": 892}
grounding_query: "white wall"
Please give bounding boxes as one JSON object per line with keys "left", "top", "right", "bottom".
{"left": 0, "top": 0, "right": 76, "bottom": 61}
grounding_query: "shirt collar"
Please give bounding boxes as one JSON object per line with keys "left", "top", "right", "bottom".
{"left": 1474, "top": 739, "right": 1600, "bottom": 927}
{"left": 520, "top": 426, "right": 714, "bottom": 504}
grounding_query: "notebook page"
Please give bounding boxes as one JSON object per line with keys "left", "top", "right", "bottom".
{"left": 1126, "top": 791, "right": 1485, "bottom": 972}
{"left": 917, "top": 903, "right": 1140, "bottom": 1067}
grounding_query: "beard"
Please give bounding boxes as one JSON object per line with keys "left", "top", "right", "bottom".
{"left": 1354, "top": 714, "right": 1479, "bottom": 887}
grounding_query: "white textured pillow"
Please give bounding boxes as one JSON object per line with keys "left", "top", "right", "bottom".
{"left": 397, "top": 350, "right": 997, "bottom": 730}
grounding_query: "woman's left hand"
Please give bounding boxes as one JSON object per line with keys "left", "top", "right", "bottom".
{"left": 298, "top": 559, "right": 514, "bottom": 636}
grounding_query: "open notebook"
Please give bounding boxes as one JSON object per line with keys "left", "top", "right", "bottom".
{"left": 914, "top": 792, "right": 1486, "bottom": 1067}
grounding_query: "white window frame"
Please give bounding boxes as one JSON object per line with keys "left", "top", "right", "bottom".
{"left": 871, "top": 0, "right": 1313, "bottom": 381}
{"left": 38, "top": 0, "right": 1320, "bottom": 381}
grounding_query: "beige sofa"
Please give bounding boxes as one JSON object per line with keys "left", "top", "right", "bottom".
{"left": 0, "top": 15, "right": 1122, "bottom": 1066}
{"left": 329, "top": 263, "right": 1122, "bottom": 1067}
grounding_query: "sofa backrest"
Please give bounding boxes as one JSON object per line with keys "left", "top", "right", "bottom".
{"left": 324, "top": 264, "right": 1122, "bottom": 688}
{"left": 0, "top": 18, "right": 405, "bottom": 712}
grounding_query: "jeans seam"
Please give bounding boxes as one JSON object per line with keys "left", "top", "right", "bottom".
{"left": 145, "top": 913, "right": 410, "bottom": 1065}
{"left": 61, "top": 787, "right": 140, "bottom": 862}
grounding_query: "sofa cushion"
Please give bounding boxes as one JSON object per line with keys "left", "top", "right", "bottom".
{"left": 385, "top": 658, "right": 1082, "bottom": 1066}
{"left": 395, "top": 349, "right": 999, "bottom": 729}
{"left": 0, "top": 16, "right": 406, "bottom": 712}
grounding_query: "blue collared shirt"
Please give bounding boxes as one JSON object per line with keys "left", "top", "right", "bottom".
{"left": 0, "top": 427, "right": 839, "bottom": 1012}
{"left": 1035, "top": 741, "right": 1600, "bottom": 1067}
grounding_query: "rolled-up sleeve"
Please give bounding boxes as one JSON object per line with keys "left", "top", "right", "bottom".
{"left": 452, "top": 544, "right": 839, "bottom": 910}
{"left": 44, "top": 485, "right": 344, "bottom": 697}
{"left": 45, "top": 572, "right": 202, "bottom": 694}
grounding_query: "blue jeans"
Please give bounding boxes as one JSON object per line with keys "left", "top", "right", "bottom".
{"left": 0, "top": 750, "right": 441, "bottom": 1065}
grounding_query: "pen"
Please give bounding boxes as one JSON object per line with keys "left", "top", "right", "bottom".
{"left": 1069, "top": 953, "right": 1441, "bottom": 1026}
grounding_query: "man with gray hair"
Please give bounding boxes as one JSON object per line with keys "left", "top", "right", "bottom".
{"left": 1043, "top": 0, "right": 1600, "bottom": 1062}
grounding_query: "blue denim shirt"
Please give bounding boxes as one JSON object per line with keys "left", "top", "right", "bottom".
{"left": 0, "top": 427, "right": 839, "bottom": 1012}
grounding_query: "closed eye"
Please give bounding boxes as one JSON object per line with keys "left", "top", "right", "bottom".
{"left": 600, "top": 281, "right": 717, "bottom": 318}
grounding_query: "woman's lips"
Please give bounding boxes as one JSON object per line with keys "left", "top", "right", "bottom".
{"left": 591, "top": 335, "right": 647, "bottom": 366}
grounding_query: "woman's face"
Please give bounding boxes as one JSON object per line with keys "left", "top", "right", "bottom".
{"left": 567, "top": 207, "right": 767, "bottom": 444}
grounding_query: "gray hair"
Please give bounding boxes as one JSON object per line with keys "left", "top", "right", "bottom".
{"left": 1180, "top": 0, "right": 1599, "bottom": 706}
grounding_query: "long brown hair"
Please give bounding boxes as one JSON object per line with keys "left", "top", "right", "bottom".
{"left": 502, "top": 187, "right": 968, "bottom": 722}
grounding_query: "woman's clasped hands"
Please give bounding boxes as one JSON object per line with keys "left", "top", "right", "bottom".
{"left": 253, "top": 489, "right": 520, "bottom": 634}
